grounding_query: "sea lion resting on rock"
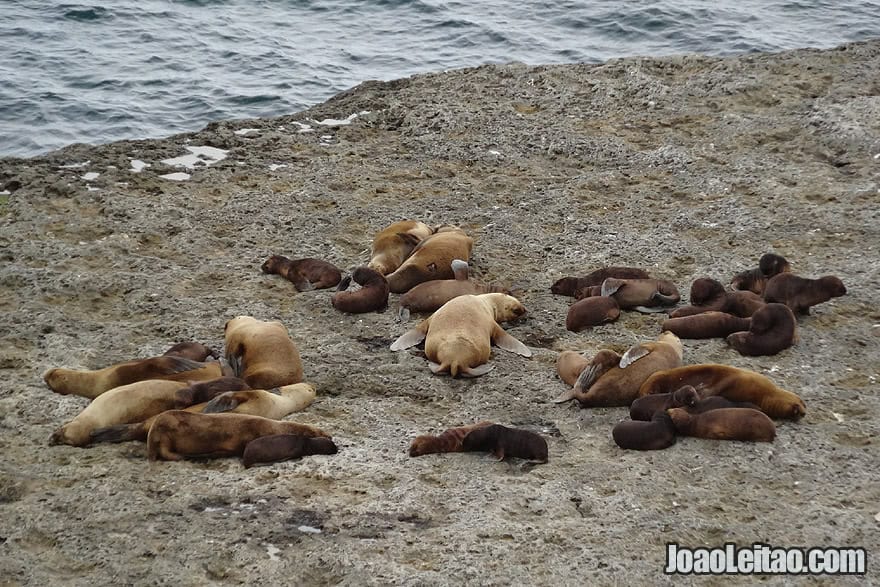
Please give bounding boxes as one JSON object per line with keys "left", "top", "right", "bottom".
{"left": 173, "top": 377, "right": 251, "bottom": 406}
{"left": 554, "top": 332, "right": 683, "bottom": 407}
{"left": 398, "top": 260, "right": 509, "bottom": 319}
{"left": 261, "top": 255, "right": 342, "bottom": 291}
{"left": 762, "top": 273, "right": 846, "bottom": 315}
{"left": 331, "top": 266, "right": 390, "bottom": 314}
{"left": 726, "top": 303, "right": 797, "bottom": 356}
{"left": 224, "top": 316, "right": 303, "bottom": 389}
{"left": 638, "top": 364, "right": 805, "bottom": 420}
{"left": 577, "top": 278, "right": 680, "bottom": 312}
{"left": 662, "top": 312, "right": 752, "bottom": 339}
{"left": 630, "top": 385, "right": 758, "bottom": 420}
{"left": 162, "top": 341, "right": 219, "bottom": 362}
{"left": 555, "top": 351, "right": 592, "bottom": 387}
{"left": 147, "top": 411, "right": 330, "bottom": 461}
{"left": 667, "top": 407, "right": 776, "bottom": 442}
{"left": 565, "top": 296, "right": 620, "bottom": 331}
{"left": 551, "top": 267, "right": 650, "bottom": 297}
{"left": 368, "top": 220, "right": 435, "bottom": 275}
{"left": 612, "top": 412, "right": 677, "bottom": 451}
{"left": 730, "top": 253, "right": 791, "bottom": 295}
{"left": 461, "top": 424, "right": 548, "bottom": 462}
{"left": 242, "top": 435, "right": 338, "bottom": 468}
{"left": 669, "top": 278, "right": 766, "bottom": 318}
{"left": 409, "top": 421, "right": 494, "bottom": 457}
{"left": 385, "top": 227, "right": 474, "bottom": 293}
{"left": 390, "top": 293, "right": 530, "bottom": 377}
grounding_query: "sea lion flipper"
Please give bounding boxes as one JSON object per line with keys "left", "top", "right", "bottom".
{"left": 632, "top": 305, "right": 669, "bottom": 314}
{"left": 390, "top": 328, "right": 427, "bottom": 351}
{"left": 553, "top": 388, "right": 578, "bottom": 403}
{"left": 337, "top": 275, "right": 352, "bottom": 291}
{"left": 202, "top": 393, "right": 241, "bottom": 414}
{"left": 461, "top": 364, "right": 494, "bottom": 377}
{"left": 600, "top": 278, "right": 625, "bottom": 297}
{"left": 397, "top": 306, "right": 411, "bottom": 322}
{"left": 226, "top": 353, "right": 243, "bottom": 378}
{"left": 491, "top": 325, "right": 531, "bottom": 357}
{"left": 427, "top": 361, "right": 445, "bottom": 374}
{"left": 451, "top": 259, "right": 469, "bottom": 281}
{"left": 619, "top": 344, "right": 652, "bottom": 368}
{"left": 652, "top": 292, "right": 678, "bottom": 305}
{"left": 161, "top": 356, "right": 209, "bottom": 374}
{"left": 294, "top": 279, "right": 315, "bottom": 292}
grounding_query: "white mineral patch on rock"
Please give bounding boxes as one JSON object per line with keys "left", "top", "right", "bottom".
{"left": 159, "top": 172, "right": 191, "bottom": 181}
{"left": 130, "top": 159, "right": 150, "bottom": 173}
{"left": 81, "top": 172, "right": 100, "bottom": 181}
{"left": 313, "top": 111, "right": 368, "bottom": 126}
{"left": 161, "top": 146, "right": 229, "bottom": 169}
{"left": 234, "top": 128, "right": 260, "bottom": 136}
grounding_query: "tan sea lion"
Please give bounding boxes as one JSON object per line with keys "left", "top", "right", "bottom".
{"left": 390, "top": 293, "right": 530, "bottom": 377}
{"left": 565, "top": 296, "right": 621, "bottom": 331}
{"left": 242, "top": 435, "right": 338, "bottom": 468}
{"left": 331, "top": 266, "right": 390, "bottom": 313}
{"left": 667, "top": 407, "right": 776, "bottom": 442}
{"left": 637, "top": 364, "right": 806, "bottom": 420}
{"left": 726, "top": 303, "right": 797, "bottom": 356}
{"left": 762, "top": 273, "right": 846, "bottom": 315}
{"left": 261, "top": 255, "right": 342, "bottom": 291}
{"left": 556, "top": 351, "right": 590, "bottom": 387}
{"left": 661, "top": 312, "right": 752, "bottom": 339}
{"left": 224, "top": 316, "right": 303, "bottom": 389}
{"left": 551, "top": 267, "right": 650, "bottom": 297}
{"left": 368, "top": 220, "right": 435, "bottom": 275}
{"left": 398, "top": 260, "right": 509, "bottom": 318}
{"left": 669, "top": 278, "right": 766, "bottom": 318}
{"left": 629, "top": 385, "right": 700, "bottom": 421}
{"left": 147, "top": 411, "right": 331, "bottom": 461}
{"left": 730, "top": 253, "right": 792, "bottom": 295}
{"left": 385, "top": 227, "right": 474, "bottom": 293}
{"left": 461, "top": 424, "right": 548, "bottom": 462}
{"left": 612, "top": 412, "right": 677, "bottom": 450}
{"left": 554, "top": 332, "right": 683, "bottom": 407}
{"left": 589, "top": 278, "right": 680, "bottom": 312}
{"left": 162, "top": 341, "right": 219, "bottom": 362}
{"left": 43, "top": 356, "right": 226, "bottom": 400}
{"left": 409, "top": 421, "right": 494, "bottom": 457}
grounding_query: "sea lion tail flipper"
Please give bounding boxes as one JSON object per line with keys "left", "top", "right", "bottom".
{"left": 572, "top": 360, "right": 606, "bottom": 395}
{"left": 553, "top": 388, "right": 578, "bottom": 403}
{"left": 397, "top": 306, "right": 411, "bottom": 322}
{"left": 390, "top": 326, "right": 428, "bottom": 351}
{"left": 428, "top": 361, "right": 446, "bottom": 374}
{"left": 336, "top": 275, "right": 352, "bottom": 291}
{"left": 619, "top": 344, "right": 652, "bottom": 368}
{"left": 451, "top": 259, "right": 469, "bottom": 281}
{"left": 461, "top": 364, "right": 494, "bottom": 378}
{"left": 652, "top": 292, "right": 679, "bottom": 305}
{"left": 600, "top": 278, "right": 625, "bottom": 297}
{"left": 90, "top": 424, "right": 143, "bottom": 444}
{"left": 203, "top": 393, "right": 242, "bottom": 414}
{"left": 225, "top": 354, "right": 243, "bottom": 378}
{"left": 491, "top": 325, "right": 532, "bottom": 357}
{"left": 633, "top": 305, "right": 670, "bottom": 314}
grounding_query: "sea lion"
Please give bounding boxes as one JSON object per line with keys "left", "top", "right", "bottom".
{"left": 242, "top": 435, "right": 338, "bottom": 468}
{"left": 554, "top": 332, "right": 683, "bottom": 407}
{"left": 629, "top": 385, "right": 700, "bottom": 421}
{"left": 726, "top": 303, "right": 797, "bottom": 356}
{"left": 367, "top": 220, "right": 435, "bottom": 275}
{"left": 390, "top": 293, "right": 530, "bottom": 377}
{"left": 611, "top": 412, "right": 677, "bottom": 450}
{"left": 224, "top": 316, "right": 303, "bottom": 389}
{"left": 551, "top": 267, "right": 650, "bottom": 297}
{"left": 637, "top": 364, "right": 806, "bottom": 420}
{"left": 146, "top": 411, "right": 330, "bottom": 461}
{"left": 730, "top": 253, "right": 792, "bottom": 295}
{"left": 661, "top": 311, "right": 752, "bottom": 339}
{"left": 398, "top": 260, "right": 508, "bottom": 318}
{"left": 331, "top": 266, "right": 390, "bottom": 314}
{"left": 385, "top": 227, "right": 474, "bottom": 294}
{"left": 162, "top": 341, "right": 219, "bottom": 362}
{"left": 572, "top": 285, "right": 603, "bottom": 300}
{"left": 461, "top": 424, "right": 548, "bottom": 462}
{"left": 409, "top": 421, "right": 494, "bottom": 457}
{"left": 565, "top": 296, "right": 621, "bottom": 331}
{"left": 173, "top": 377, "right": 251, "bottom": 406}
{"left": 588, "top": 278, "right": 680, "bottom": 312}
{"left": 43, "top": 356, "right": 226, "bottom": 400}
{"left": 685, "top": 395, "right": 761, "bottom": 414}
{"left": 261, "top": 255, "right": 342, "bottom": 291}
{"left": 667, "top": 407, "right": 776, "bottom": 442}
{"left": 556, "top": 351, "right": 590, "bottom": 387}
{"left": 669, "top": 278, "right": 766, "bottom": 318}
{"left": 762, "top": 273, "right": 847, "bottom": 315}
{"left": 49, "top": 380, "right": 189, "bottom": 447}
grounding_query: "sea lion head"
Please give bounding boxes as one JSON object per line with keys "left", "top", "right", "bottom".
{"left": 689, "top": 278, "right": 725, "bottom": 305}
{"left": 656, "top": 331, "right": 683, "bottom": 357}
{"left": 671, "top": 385, "right": 700, "bottom": 408}
{"left": 483, "top": 293, "right": 527, "bottom": 322}
{"left": 409, "top": 435, "right": 437, "bottom": 457}
{"left": 43, "top": 368, "right": 70, "bottom": 394}
{"left": 665, "top": 407, "right": 693, "bottom": 431}
{"left": 551, "top": 277, "right": 578, "bottom": 296}
{"left": 261, "top": 255, "right": 286, "bottom": 274}
{"left": 818, "top": 276, "right": 846, "bottom": 298}
{"left": 759, "top": 253, "right": 790, "bottom": 276}
{"left": 224, "top": 315, "right": 256, "bottom": 334}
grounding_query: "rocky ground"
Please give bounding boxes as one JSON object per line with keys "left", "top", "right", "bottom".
{"left": 1, "top": 40, "right": 879, "bottom": 585}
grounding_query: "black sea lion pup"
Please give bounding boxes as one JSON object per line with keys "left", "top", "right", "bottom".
{"left": 629, "top": 385, "right": 700, "bottom": 421}
{"left": 667, "top": 407, "right": 776, "bottom": 442}
{"left": 763, "top": 273, "right": 846, "bottom": 315}
{"left": 551, "top": 267, "right": 650, "bottom": 297}
{"left": 565, "top": 296, "right": 620, "bottom": 331}
{"left": 224, "top": 316, "right": 303, "bottom": 389}
{"left": 612, "top": 412, "right": 677, "bottom": 450}
{"left": 163, "top": 342, "right": 220, "bottom": 362}
{"left": 261, "top": 255, "right": 342, "bottom": 291}
{"left": 368, "top": 220, "right": 435, "bottom": 275}
{"left": 385, "top": 227, "right": 474, "bottom": 293}
{"left": 662, "top": 312, "right": 752, "bottom": 339}
{"left": 242, "top": 435, "right": 338, "bottom": 468}
{"left": 461, "top": 424, "right": 548, "bottom": 463}
{"left": 730, "top": 253, "right": 791, "bottom": 295}
{"left": 726, "top": 303, "right": 797, "bottom": 356}
{"left": 331, "top": 266, "right": 390, "bottom": 313}
{"left": 409, "top": 421, "right": 494, "bottom": 457}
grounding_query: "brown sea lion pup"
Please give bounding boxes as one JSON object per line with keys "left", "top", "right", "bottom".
{"left": 638, "top": 364, "right": 806, "bottom": 420}
{"left": 242, "top": 435, "right": 338, "bottom": 468}
{"left": 43, "top": 356, "right": 226, "bottom": 400}
{"left": 594, "top": 278, "right": 680, "bottom": 312}
{"left": 461, "top": 424, "right": 548, "bottom": 462}
{"left": 730, "top": 253, "right": 792, "bottom": 295}
{"left": 612, "top": 412, "right": 677, "bottom": 450}
{"left": 367, "top": 220, "right": 435, "bottom": 275}
{"left": 551, "top": 267, "right": 650, "bottom": 297}
{"left": 686, "top": 395, "right": 761, "bottom": 414}
{"left": 669, "top": 278, "right": 766, "bottom": 318}
{"left": 565, "top": 296, "right": 621, "bottom": 332}
{"left": 762, "top": 273, "right": 847, "bottom": 315}
{"left": 390, "top": 293, "right": 530, "bottom": 377}
{"left": 629, "top": 385, "right": 700, "bottom": 421}
{"left": 554, "top": 332, "right": 683, "bottom": 407}
{"left": 146, "top": 411, "right": 330, "bottom": 461}
{"left": 667, "top": 407, "right": 776, "bottom": 442}
{"left": 331, "top": 266, "right": 390, "bottom": 314}
{"left": 385, "top": 227, "right": 474, "bottom": 294}
{"left": 224, "top": 316, "right": 303, "bottom": 389}
{"left": 173, "top": 377, "right": 251, "bottom": 407}
{"left": 49, "top": 380, "right": 189, "bottom": 447}
{"left": 162, "top": 341, "right": 219, "bottom": 362}
{"left": 398, "top": 259, "right": 509, "bottom": 319}
{"left": 555, "top": 351, "right": 591, "bottom": 387}
{"left": 662, "top": 312, "right": 752, "bottom": 339}
{"left": 409, "top": 421, "right": 494, "bottom": 457}
{"left": 261, "top": 255, "right": 342, "bottom": 291}
{"left": 726, "top": 303, "right": 797, "bottom": 356}
{"left": 572, "top": 285, "right": 603, "bottom": 300}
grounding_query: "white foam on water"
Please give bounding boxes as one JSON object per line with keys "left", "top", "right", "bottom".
{"left": 234, "top": 128, "right": 260, "bottom": 135}
{"left": 313, "top": 111, "right": 368, "bottom": 126}
{"left": 159, "top": 172, "right": 191, "bottom": 181}
{"left": 268, "top": 164, "right": 287, "bottom": 171}
{"left": 81, "top": 172, "right": 100, "bottom": 181}
{"left": 161, "top": 145, "right": 229, "bottom": 169}
{"left": 60, "top": 161, "right": 90, "bottom": 169}
{"left": 130, "top": 159, "right": 150, "bottom": 173}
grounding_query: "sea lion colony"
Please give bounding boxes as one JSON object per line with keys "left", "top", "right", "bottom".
{"left": 43, "top": 222, "right": 847, "bottom": 466}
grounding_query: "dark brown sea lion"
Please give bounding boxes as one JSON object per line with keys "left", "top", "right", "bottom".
{"left": 385, "top": 227, "right": 474, "bottom": 293}
{"left": 638, "top": 364, "right": 805, "bottom": 420}
{"left": 730, "top": 253, "right": 792, "bottom": 295}
{"left": 224, "top": 316, "right": 303, "bottom": 389}
{"left": 398, "top": 260, "right": 509, "bottom": 318}
{"left": 726, "top": 303, "right": 797, "bottom": 356}
{"left": 367, "top": 220, "right": 435, "bottom": 275}
{"left": 565, "top": 296, "right": 621, "bottom": 331}
{"left": 331, "top": 266, "right": 390, "bottom": 313}
{"left": 242, "top": 435, "right": 338, "bottom": 468}
{"left": 629, "top": 385, "right": 700, "bottom": 421}
{"left": 147, "top": 411, "right": 331, "bottom": 461}
{"left": 686, "top": 395, "right": 761, "bottom": 414}
{"left": 551, "top": 267, "right": 650, "bottom": 297}
{"left": 572, "top": 285, "right": 603, "bottom": 300}
{"left": 667, "top": 407, "right": 776, "bottom": 442}
{"left": 612, "top": 412, "right": 677, "bottom": 450}
{"left": 409, "top": 421, "right": 494, "bottom": 457}
{"left": 173, "top": 377, "right": 251, "bottom": 406}
{"left": 592, "top": 278, "right": 680, "bottom": 311}
{"left": 261, "top": 255, "right": 342, "bottom": 291}
{"left": 669, "top": 278, "right": 766, "bottom": 318}
{"left": 762, "top": 273, "right": 847, "bottom": 315}
{"left": 461, "top": 424, "right": 548, "bottom": 462}
{"left": 661, "top": 312, "right": 752, "bottom": 339}
{"left": 162, "top": 342, "right": 219, "bottom": 362}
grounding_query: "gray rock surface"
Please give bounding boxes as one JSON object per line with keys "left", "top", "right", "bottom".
{"left": 1, "top": 40, "right": 878, "bottom": 584}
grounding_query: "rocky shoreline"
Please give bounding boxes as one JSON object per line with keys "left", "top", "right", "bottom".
{"left": 1, "top": 40, "right": 879, "bottom": 584}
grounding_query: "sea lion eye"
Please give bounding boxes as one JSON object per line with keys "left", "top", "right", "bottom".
{"left": 427, "top": 263, "right": 437, "bottom": 272}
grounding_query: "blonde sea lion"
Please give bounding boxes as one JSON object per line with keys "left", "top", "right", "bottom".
{"left": 147, "top": 411, "right": 331, "bottom": 461}
{"left": 667, "top": 407, "right": 776, "bottom": 442}
{"left": 409, "top": 421, "right": 494, "bottom": 457}
{"left": 242, "top": 435, "right": 338, "bottom": 468}
{"left": 368, "top": 220, "right": 435, "bottom": 275}
{"left": 762, "top": 273, "right": 847, "bottom": 315}
{"left": 637, "top": 364, "right": 806, "bottom": 420}
{"left": 331, "top": 266, "right": 390, "bottom": 314}
{"left": 461, "top": 424, "right": 548, "bottom": 462}
{"left": 398, "top": 259, "right": 509, "bottom": 319}
{"left": 726, "top": 303, "right": 797, "bottom": 356}
{"left": 385, "top": 227, "right": 474, "bottom": 294}
{"left": 730, "top": 253, "right": 792, "bottom": 295}
{"left": 224, "top": 316, "right": 303, "bottom": 389}
{"left": 611, "top": 412, "right": 677, "bottom": 450}
{"left": 565, "top": 296, "right": 620, "bottom": 331}
{"left": 390, "top": 293, "right": 530, "bottom": 377}
{"left": 261, "top": 255, "right": 342, "bottom": 291}
{"left": 669, "top": 278, "right": 766, "bottom": 318}
{"left": 551, "top": 267, "right": 650, "bottom": 297}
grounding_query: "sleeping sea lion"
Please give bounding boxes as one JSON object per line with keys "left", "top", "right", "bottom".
{"left": 556, "top": 351, "right": 590, "bottom": 387}
{"left": 224, "top": 316, "right": 303, "bottom": 389}
{"left": 173, "top": 377, "right": 251, "bottom": 406}
{"left": 461, "top": 424, "right": 548, "bottom": 462}
{"left": 261, "top": 255, "right": 342, "bottom": 291}
{"left": 629, "top": 385, "right": 700, "bottom": 421}
{"left": 162, "top": 341, "right": 219, "bottom": 362}
{"left": 589, "top": 278, "right": 680, "bottom": 312}
{"left": 331, "top": 266, "right": 390, "bottom": 313}
{"left": 669, "top": 278, "right": 766, "bottom": 318}
{"left": 667, "top": 407, "right": 776, "bottom": 442}
{"left": 565, "top": 296, "right": 621, "bottom": 331}
{"left": 611, "top": 412, "right": 677, "bottom": 450}
{"left": 398, "top": 260, "right": 508, "bottom": 318}
{"left": 368, "top": 220, "right": 435, "bottom": 275}
{"left": 242, "top": 435, "right": 338, "bottom": 468}
{"left": 730, "top": 253, "right": 792, "bottom": 295}
{"left": 409, "top": 421, "right": 494, "bottom": 457}
{"left": 726, "top": 303, "right": 797, "bottom": 356}
{"left": 551, "top": 267, "right": 650, "bottom": 297}
{"left": 385, "top": 227, "right": 474, "bottom": 293}
{"left": 762, "top": 273, "right": 846, "bottom": 314}
{"left": 661, "top": 311, "right": 752, "bottom": 339}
